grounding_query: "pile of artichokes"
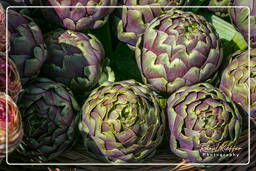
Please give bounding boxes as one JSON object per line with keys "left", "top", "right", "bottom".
{"left": 0, "top": 0, "right": 254, "bottom": 166}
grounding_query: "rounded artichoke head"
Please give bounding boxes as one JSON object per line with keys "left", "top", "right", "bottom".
{"left": 41, "top": 0, "right": 118, "bottom": 31}
{"left": 79, "top": 80, "right": 165, "bottom": 163}
{"left": 135, "top": 10, "right": 223, "bottom": 95}
{"left": 0, "top": 92, "right": 24, "bottom": 159}
{"left": 17, "top": 78, "right": 80, "bottom": 161}
{"left": 167, "top": 83, "right": 242, "bottom": 163}
{"left": 42, "top": 29, "right": 105, "bottom": 93}
{"left": 117, "top": 0, "right": 191, "bottom": 48}
{"left": 8, "top": 10, "right": 47, "bottom": 85}
{"left": 0, "top": 53, "right": 22, "bottom": 99}
{"left": 230, "top": 0, "right": 256, "bottom": 48}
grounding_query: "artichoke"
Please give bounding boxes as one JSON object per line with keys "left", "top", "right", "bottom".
{"left": 117, "top": 0, "right": 191, "bottom": 48}
{"left": 219, "top": 49, "right": 255, "bottom": 123}
{"left": 208, "top": 0, "right": 231, "bottom": 17}
{"left": 167, "top": 83, "right": 242, "bottom": 163}
{"left": 42, "top": 29, "right": 105, "bottom": 93}
{"left": 0, "top": 92, "right": 23, "bottom": 159}
{"left": 230, "top": 0, "right": 256, "bottom": 48}
{"left": 135, "top": 10, "right": 223, "bottom": 95}
{"left": 79, "top": 80, "right": 165, "bottom": 163}
{"left": 17, "top": 78, "right": 80, "bottom": 161}
{"left": 41, "top": 0, "right": 118, "bottom": 31}
{"left": 0, "top": 53, "right": 22, "bottom": 99}
{"left": 8, "top": 10, "right": 47, "bottom": 85}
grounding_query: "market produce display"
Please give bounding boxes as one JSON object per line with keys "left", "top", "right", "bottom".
{"left": 17, "top": 78, "right": 80, "bottom": 161}
{"left": 79, "top": 80, "right": 165, "bottom": 162}
{"left": 0, "top": 93, "right": 23, "bottom": 159}
{"left": 0, "top": 0, "right": 254, "bottom": 168}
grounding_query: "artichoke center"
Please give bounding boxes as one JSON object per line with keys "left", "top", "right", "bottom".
{"left": 119, "top": 104, "right": 137, "bottom": 128}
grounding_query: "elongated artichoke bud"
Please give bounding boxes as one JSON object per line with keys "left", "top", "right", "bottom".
{"left": 167, "top": 83, "right": 242, "bottom": 163}
{"left": 8, "top": 10, "right": 47, "bottom": 85}
{"left": 42, "top": 29, "right": 105, "bottom": 93}
{"left": 0, "top": 93, "right": 23, "bottom": 159}
{"left": 230, "top": 0, "right": 256, "bottom": 48}
{"left": 17, "top": 78, "right": 80, "bottom": 161}
{"left": 117, "top": 0, "right": 190, "bottom": 48}
{"left": 220, "top": 49, "right": 255, "bottom": 124}
{"left": 0, "top": 53, "right": 22, "bottom": 99}
{"left": 135, "top": 10, "right": 223, "bottom": 95}
{"left": 79, "top": 80, "right": 165, "bottom": 163}
{"left": 41, "top": 0, "right": 118, "bottom": 31}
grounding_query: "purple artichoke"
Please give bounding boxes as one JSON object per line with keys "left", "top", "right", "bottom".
{"left": 220, "top": 49, "right": 255, "bottom": 124}
{"left": 42, "top": 29, "right": 105, "bottom": 93}
{"left": 0, "top": 92, "right": 23, "bottom": 159}
{"left": 41, "top": 0, "right": 118, "bottom": 31}
{"left": 8, "top": 10, "right": 47, "bottom": 85}
{"left": 167, "top": 83, "right": 242, "bottom": 163}
{"left": 117, "top": 0, "right": 191, "bottom": 48}
{"left": 0, "top": 53, "right": 22, "bottom": 99}
{"left": 135, "top": 10, "right": 223, "bottom": 94}
{"left": 17, "top": 78, "right": 80, "bottom": 161}
{"left": 79, "top": 80, "right": 165, "bottom": 163}
{"left": 230, "top": 0, "right": 256, "bottom": 48}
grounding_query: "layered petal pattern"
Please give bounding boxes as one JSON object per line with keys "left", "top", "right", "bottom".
{"left": 230, "top": 0, "right": 256, "bottom": 48}
{"left": 17, "top": 78, "right": 80, "bottom": 161}
{"left": 41, "top": 0, "right": 118, "bottom": 31}
{"left": 8, "top": 10, "right": 47, "bottom": 85}
{"left": 135, "top": 10, "right": 223, "bottom": 94}
{"left": 79, "top": 80, "right": 165, "bottom": 163}
{"left": 167, "top": 83, "right": 242, "bottom": 162}
{"left": 42, "top": 29, "right": 105, "bottom": 93}
{"left": 0, "top": 93, "right": 23, "bottom": 158}
{"left": 0, "top": 53, "right": 22, "bottom": 99}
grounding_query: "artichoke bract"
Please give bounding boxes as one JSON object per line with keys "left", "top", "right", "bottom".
{"left": 0, "top": 93, "right": 23, "bottom": 159}
{"left": 79, "top": 80, "right": 165, "bottom": 163}
{"left": 167, "top": 83, "right": 242, "bottom": 163}
{"left": 41, "top": 0, "right": 118, "bottom": 31}
{"left": 17, "top": 78, "right": 80, "bottom": 161}
{"left": 117, "top": 0, "right": 190, "bottom": 48}
{"left": 208, "top": 0, "right": 231, "bottom": 17}
{"left": 8, "top": 10, "right": 47, "bottom": 85}
{"left": 42, "top": 29, "right": 105, "bottom": 93}
{"left": 219, "top": 49, "right": 254, "bottom": 123}
{"left": 0, "top": 53, "right": 22, "bottom": 99}
{"left": 135, "top": 10, "right": 223, "bottom": 95}
{"left": 230, "top": 0, "right": 256, "bottom": 48}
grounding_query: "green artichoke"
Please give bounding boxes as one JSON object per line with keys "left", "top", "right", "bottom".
{"left": 135, "top": 10, "right": 223, "bottom": 95}
{"left": 230, "top": 0, "right": 256, "bottom": 48}
{"left": 41, "top": 0, "right": 118, "bottom": 31}
{"left": 167, "top": 83, "right": 242, "bottom": 163}
{"left": 42, "top": 29, "right": 105, "bottom": 93}
{"left": 219, "top": 49, "right": 255, "bottom": 123}
{"left": 0, "top": 93, "right": 23, "bottom": 159}
{"left": 208, "top": 0, "right": 231, "bottom": 17}
{"left": 17, "top": 78, "right": 80, "bottom": 161}
{"left": 117, "top": 0, "right": 190, "bottom": 48}
{"left": 8, "top": 10, "right": 47, "bottom": 85}
{"left": 79, "top": 80, "right": 165, "bottom": 163}
{"left": 0, "top": 53, "right": 22, "bottom": 99}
